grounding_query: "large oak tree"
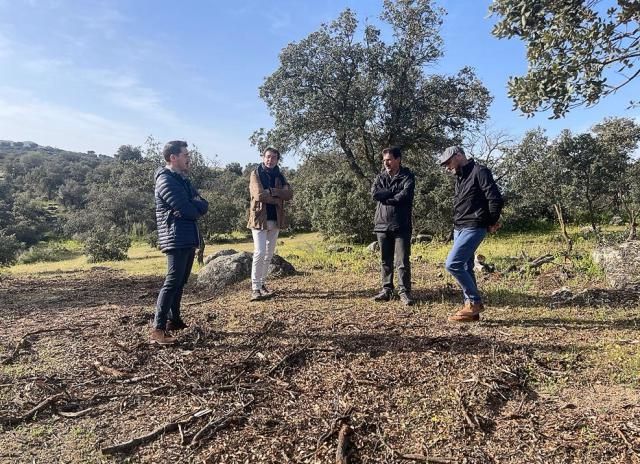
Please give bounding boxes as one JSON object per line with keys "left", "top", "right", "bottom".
{"left": 253, "top": 0, "right": 491, "bottom": 180}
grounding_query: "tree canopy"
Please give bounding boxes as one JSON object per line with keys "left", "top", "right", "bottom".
{"left": 490, "top": 0, "right": 640, "bottom": 118}
{"left": 254, "top": 0, "right": 491, "bottom": 180}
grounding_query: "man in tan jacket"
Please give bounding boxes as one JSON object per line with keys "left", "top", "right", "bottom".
{"left": 247, "top": 147, "right": 293, "bottom": 301}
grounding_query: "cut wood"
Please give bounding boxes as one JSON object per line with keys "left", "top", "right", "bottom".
{"left": 335, "top": 423, "right": 353, "bottom": 464}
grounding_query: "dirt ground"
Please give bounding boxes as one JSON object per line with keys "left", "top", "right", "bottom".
{"left": 1, "top": 262, "right": 639, "bottom": 463}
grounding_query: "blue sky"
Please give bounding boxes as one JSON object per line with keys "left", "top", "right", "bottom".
{"left": 0, "top": 0, "right": 637, "bottom": 166}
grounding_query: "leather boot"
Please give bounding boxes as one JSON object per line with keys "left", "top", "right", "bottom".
{"left": 150, "top": 329, "right": 176, "bottom": 345}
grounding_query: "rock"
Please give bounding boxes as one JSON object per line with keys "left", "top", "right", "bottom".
{"left": 203, "top": 248, "right": 237, "bottom": 265}
{"left": 197, "top": 251, "right": 252, "bottom": 290}
{"left": 610, "top": 216, "right": 624, "bottom": 226}
{"left": 367, "top": 241, "right": 379, "bottom": 253}
{"left": 197, "top": 252, "right": 296, "bottom": 290}
{"left": 592, "top": 241, "right": 640, "bottom": 288}
{"left": 269, "top": 254, "right": 296, "bottom": 277}
{"left": 327, "top": 245, "right": 353, "bottom": 253}
{"left": 414, "top": 234, "right": 433, "bottom": 243}
{"left": 551, "top": 286, "right": 573, "bottom": 298}
{"left": 473, "top": 254, "right": 495, "bottom": 273}
{"left": 579, "top": 226, "right": 600, "bottom": 236}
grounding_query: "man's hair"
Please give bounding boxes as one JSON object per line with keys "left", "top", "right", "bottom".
{"left": 262, "top": 147, "right": 281, "bottom": 160}
{"left": 162, "top": 140, "right": 188, "bottom": 162}
{"left": 382, "top": 146, "right": 402, "bottom": 159}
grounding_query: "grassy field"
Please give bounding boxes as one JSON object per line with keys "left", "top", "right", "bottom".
{"left": 1, "top": 229, "right": 639, "bottom": 463}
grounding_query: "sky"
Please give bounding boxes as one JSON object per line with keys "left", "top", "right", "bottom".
{"left": 0, "top": 0, "right": 638, "bottom": 167}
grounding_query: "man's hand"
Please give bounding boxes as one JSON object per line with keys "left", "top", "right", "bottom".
{"left": 488, "top": 222, "right": 501, "bottom": 233}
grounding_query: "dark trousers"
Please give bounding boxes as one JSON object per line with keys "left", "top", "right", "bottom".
{"left": 154, "top": 247, "right": 195, "bottom": 329}
{"left": 376, "top": 231, "right": 411, "bottom": 294}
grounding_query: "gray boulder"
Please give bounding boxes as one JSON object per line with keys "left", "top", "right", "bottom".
{"left": 197, "top": 252, "right": 296, "bottom": 290}
{"left": 203, "top": 248, "right": 238, "bottom": 265}
{"left": 198, "top": 251, "right": 252, "bottom": 290}
{"left": 367, "top": 241, "right": 379, "bottom": 253}
{"left": 412, "top": 234, "right": 433, "bottom": 244}
{"left": 327, "top": 245, "right": 353, "bottom": 253}
{"left": 592, "top": 241, "right": 640, "bottom": 288}
{"left": 269, "top": 254, "right": 296, "bottom": 277}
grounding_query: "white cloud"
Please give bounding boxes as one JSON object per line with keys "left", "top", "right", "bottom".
{"left": 0, "top": 86, "right": 261, "bottom": 164}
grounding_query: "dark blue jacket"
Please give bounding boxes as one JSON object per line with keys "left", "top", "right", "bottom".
{"left": 154, "top": 167, "right": 208, "bottom": 252}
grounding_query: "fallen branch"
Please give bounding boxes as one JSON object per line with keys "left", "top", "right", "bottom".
{"left": 0, "top": 393, "right": 64, "bottom": 427}
{"left": 335, "top": 423, "right": 353, "bottom": 464}
{"left": 57, "top": 407, "right": 94, "bottom": 418}
{"left": 616, "top": 427, "right": 638, "bottom": 456}
{"left": 101, "top": 408, "right": 211, "bottom": 455}
{"left": 119, "top": 373, "right": 155, "bottom": 384}
{"left": 303, "top": 406, "right": 355, "bottom": 460}
{"left": 93, "top": 361, "right": 129, "bottom": 379}
{"left": 520, "top": 254, "right": 555, "bottom": 273}
{"left": 185, "top": 296, "right": 218, "bottom": 306}
{"left": 266, "top": 347, "right": 308, "bottom": 376}
{"left": 190, "top": 397, "right": 256, "bottom": 446}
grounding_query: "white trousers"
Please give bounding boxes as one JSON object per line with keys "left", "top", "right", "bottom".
{"left": 251, "top": 220, "right": 279, "bottom": 291}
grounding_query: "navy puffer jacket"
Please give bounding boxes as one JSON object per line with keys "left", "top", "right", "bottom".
{"left": 154, "top": 167, "right": 208, "bottom": 252}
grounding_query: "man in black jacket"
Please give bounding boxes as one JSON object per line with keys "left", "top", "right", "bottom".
{"left": 440, "top": 146, "right": 503, "bottom": 322}
{"left": 152, "top": 140, "right": 208, "bottom": 345}
{"left": 371, "top": 147, "right": 416, "bottom": 306}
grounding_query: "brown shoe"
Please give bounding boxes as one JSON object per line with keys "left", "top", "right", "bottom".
{"left": 447, "top": 301, "right": 483, "bottom": 323}
{"left": 150, "top": 329, "right": 176, "bottom": 345}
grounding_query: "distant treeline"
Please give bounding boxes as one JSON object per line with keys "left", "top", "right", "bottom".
{"left": 1, "top": 115, "right": 640, "bottom": 266}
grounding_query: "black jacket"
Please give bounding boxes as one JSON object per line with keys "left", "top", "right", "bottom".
{"left": 453, "top": 160, "right": 503, "bottom": 229}
{"left": 154, "top": 167, "right": 208, "bottom": 252}
{"left": 372, "top": 167, "right": 415, "bottom": 233}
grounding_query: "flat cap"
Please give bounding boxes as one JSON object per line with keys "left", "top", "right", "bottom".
{"left": 438, "top": 146, "right": 464, "bottom": 165}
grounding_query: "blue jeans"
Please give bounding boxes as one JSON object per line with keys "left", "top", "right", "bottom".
{"left": 154, "top": 247, "right": 195, "bottom": 329}
{"left": 445, "top": 228, "right": 487, "bottom": 303}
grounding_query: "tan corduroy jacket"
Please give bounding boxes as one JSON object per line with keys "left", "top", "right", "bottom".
{"left": 247, "top": 169, "right": 293, "bottom": 230}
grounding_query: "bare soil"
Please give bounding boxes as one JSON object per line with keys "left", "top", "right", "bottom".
{"left": 1, "top": 263, "right": 639, "bottom": 463}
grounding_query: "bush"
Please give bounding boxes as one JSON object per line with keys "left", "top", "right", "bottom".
{"left": 0, "top": 232, "right": 22, "bottom": 266}
{"left": 18, "top": 242, "right": 75, "bottom": 264}
{"left": 83, "top": 228, "right": 131, "bottom": 262}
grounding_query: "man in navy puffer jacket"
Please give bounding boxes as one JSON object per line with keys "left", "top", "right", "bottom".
{"left": 151, "top": 140, "right": 208, "bottom": 345}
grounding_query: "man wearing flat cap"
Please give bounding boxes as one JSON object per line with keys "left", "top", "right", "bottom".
{"left": 439, "top": 146, "right": 503, "bottom": 322}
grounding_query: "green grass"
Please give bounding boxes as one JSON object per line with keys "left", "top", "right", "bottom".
{"left": 6, "top": 227, "right": 611, "bottom": 280}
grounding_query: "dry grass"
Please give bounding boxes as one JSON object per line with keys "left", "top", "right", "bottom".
{"left": 0, "top": 231, "right": 639, "bottom": 463}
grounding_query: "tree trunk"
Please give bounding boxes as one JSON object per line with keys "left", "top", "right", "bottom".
{"left": 553, "top": 203, "right": 573, "bottom": 253}
{"left": 629, "top": 210, "right": 638, "bottom": 241}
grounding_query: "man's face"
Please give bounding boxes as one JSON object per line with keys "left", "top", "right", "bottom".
{"left": 442, "top": 153, "right": 462, "bottom": 175}
{"left": 262, "top": 150, "right": 279, "bottom": 168}
{"left": 171, "top": 147, "right": 191, "bottom": 173}
{"left": 383, "top": 153, "right": 401, "bottom": 174}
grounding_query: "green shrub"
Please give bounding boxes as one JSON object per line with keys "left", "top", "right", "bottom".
{"left": 83, "top": 228, "right": 131, "bottom": 262}
{"left": 18, "top": 242, "right": 75, "bottom": 264}
{"left": 0, "top": 232, "right": 22, "bottom": 266}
